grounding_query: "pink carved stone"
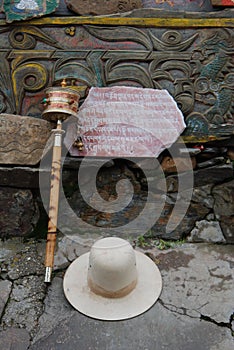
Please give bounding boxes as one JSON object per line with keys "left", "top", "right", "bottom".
{"left": 65, "top": 86, "right": 186, "bottom": 158}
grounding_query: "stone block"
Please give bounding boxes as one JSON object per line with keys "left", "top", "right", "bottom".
{"left": 66, "top": 0, "right": 142, "bottom": 15}
{"left": 0, "top": 328, "right": 30, "bottom": 350}
{"left": 0, "top": 188, "right": 39, "bottom": 238}
{"left": 187, "top": 220, "right": 226, "bottom": 243}
{"left": 0, "top": 114, "right": 52, "bottom": 165}
{"left": 0, "top": 280, "right": 12, "bottom": 318}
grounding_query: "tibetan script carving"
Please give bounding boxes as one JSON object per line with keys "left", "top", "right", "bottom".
{"left": 65, "top": 86, "right": 186, "bottom": 158}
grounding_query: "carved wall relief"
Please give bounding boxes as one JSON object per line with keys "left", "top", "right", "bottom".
{"left": 0, "top": 23, "right": 233, "bottom": 134}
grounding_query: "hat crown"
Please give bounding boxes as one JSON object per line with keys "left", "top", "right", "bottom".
{"left": 88, "top": 237, "right": 137, "bottom": 298}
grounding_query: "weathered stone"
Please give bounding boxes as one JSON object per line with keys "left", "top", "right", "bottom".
{"left": 213, "top": 179, "right": 234, "bottom": 216}
{"left": 145, "top": 243, "right": 234, "bottom": 325}
{"left": 0, "top": 328, "right": 30, "bottom": 350}
{"left": 213, "top": 179, "right": 234, "bottom": 243}
{"left": 1, "top": 275, "right": 47, "bottom": 335}
{"left": 0, "top": 280, "right": 12, "bottom": 318}
{"left": 191, "top": 184, "right": 214, "bottom": 209}
{"left": 193, "top": 164, "right": 233, "bottom": 187}
{"left": 150, "top": 200, "right": 210, "bottom": 240}
{"left": 32, "top": 276, "right": 76, "bottom": 345}
{"left": 219, "top": 216, "right": 234, "bottom": 243}
{"left": 0, "top": 188, "right": 39, "bottom": 238}
{"left": 31, "top": 303, "right": 233, "bottom": 350}
{"left": 6, "top": 241, "right": 44, "bottom": 280}
{"left": 161, "top": 156, "right": 196, "bottom": 173}
{"left": 0, "top": 167, "right": 49, "bottom": 188}
{"left": 53, "top": 234, "right": 91, "bottom": 270}
{"left": 0, "top": 114, "right": 52, "bottom": 165}
{"left": 66, "top": 0, "right": 142, "bottom": 16}
{"left": 187, "top": 220, "right": 226, "bottom": 243}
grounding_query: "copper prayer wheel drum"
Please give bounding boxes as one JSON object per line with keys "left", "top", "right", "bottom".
{"left": 42, "top": 87, "right": 81, "bottom": 122}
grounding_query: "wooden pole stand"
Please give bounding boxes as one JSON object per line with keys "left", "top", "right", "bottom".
{"left": 44, "top": 120, "right": 65, "bottom": 282}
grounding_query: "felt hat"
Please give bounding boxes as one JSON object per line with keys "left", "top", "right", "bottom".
{"left": 63, "top": 237, "right": 162, "bottom": 320}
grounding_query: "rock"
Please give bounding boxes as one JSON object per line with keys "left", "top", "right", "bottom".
{"left": 191, "top": 185, "right": 214, "bottom": 209}
{"left": 161, "top": 156, "right": 196, "bottom": 173}
{"left": 219, "top": 216, "right": 234, "bottom": 244}
{"left": 193, "top": 164, "right": 233, "bottom": 187}
{"left": 213, "top": 180, "right": 234, "bottom": 243}
{"left": 0, "top": 188, "right": 39, "bottom": 238}
{"left": 66, "top": 0, "right": 142, "bottom": 16}
{"left": 6, "top": 241, "right": 44, "bottom": 280}
{"left": 213, "top": 180, "right": 234, "bottom": 216}
{"left": 0, "top": 114, "right": 52, "bottom": 165}
{"left": 150, "top": 200, "right": 210, "bottom": 240}
{"left": 1, "top": 276, "right": 46, "bottom": 335}
{"left": 0, "top": 280, "right": 12, "bottom": 318}
{"left": 0, "top": 328, "right": 30, "bottom": 350}
{"left": 32, "top": 276, "right": 76, "bottom": 344}
{"left": 0, "top": 167, "right": 49, "bottom": 188}
{"left": 187, "top": 220, "right": 226, "bottom": 243}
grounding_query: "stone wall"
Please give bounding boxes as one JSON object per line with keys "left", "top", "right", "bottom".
{"left": 0, "top": 154, "right": 233, "bottom": 243}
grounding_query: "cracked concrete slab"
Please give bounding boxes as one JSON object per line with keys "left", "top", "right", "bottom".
{"left": 0, "top": 327, "right": 30, "bottom": 350}
{"left": 151, "top": 244, "right": 234, "bottom": 325}
{"left": 0, "top": 239, "right": 233, "bottom": 349}
{"left": 31, "top": 283, "right": 232, "bottom": 350}
{"left": 0, "top": 280, "right": 12, "bottom": 317}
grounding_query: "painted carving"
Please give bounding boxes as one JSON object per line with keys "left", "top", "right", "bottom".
{"left": 66, "top": 0, "right": 142, "bottom": 15}
{"left": 0, "top": 24, "right": 232, "bottom": 135}
{"left": 3, "top": 0, "right": 59, "bottom": 23}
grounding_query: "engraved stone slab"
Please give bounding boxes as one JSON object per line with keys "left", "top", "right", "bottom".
{"left": 3, "top": 0, "right": 59, "bottom": 23}
{"left": 65, "top": 86, "right": 186, "bottom": 158}
{"left": 0, "top": 114, "right": 52, "bottom": 165}
{"left": 66, "top": 0, "right": 142, "bottom": 15}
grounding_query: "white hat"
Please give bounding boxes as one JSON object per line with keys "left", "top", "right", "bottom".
{"left": 63, "top": 237, "right": 162, "bottom": 321}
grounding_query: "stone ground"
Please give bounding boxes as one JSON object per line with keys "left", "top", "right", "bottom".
{"left": 0, "top": 235, "right": 233, "bottom": 350}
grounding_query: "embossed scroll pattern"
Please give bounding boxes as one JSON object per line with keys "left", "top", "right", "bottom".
{"left": 0, "top": 24, "right": 233, "bottom": 132}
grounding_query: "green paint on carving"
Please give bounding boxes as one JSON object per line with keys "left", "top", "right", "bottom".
{"left": 3, "top": 0, "right": 59, "bottom": 23}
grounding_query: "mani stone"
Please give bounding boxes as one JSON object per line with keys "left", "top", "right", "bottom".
{"left": 66, "top": 0, "right": 142, "bottom": 15}
{"left": 65, "top": 86, "right": 185, "bottom": 158}
{"left": 0, "top": 114, "right": 52, "bottom": 165}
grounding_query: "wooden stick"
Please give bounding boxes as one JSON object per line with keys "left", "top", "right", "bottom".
{"left": 44, "top": 120, "right": 64, "bottom": 283}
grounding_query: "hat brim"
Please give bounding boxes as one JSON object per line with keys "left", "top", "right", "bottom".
{"left": 63, "top": 250, "right": 162, "bottom": 321}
